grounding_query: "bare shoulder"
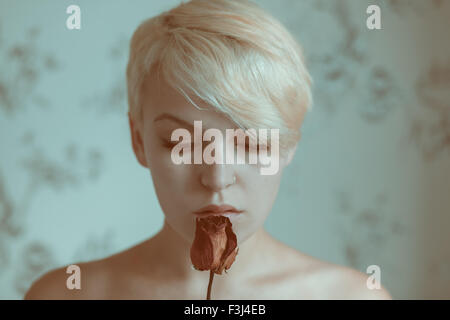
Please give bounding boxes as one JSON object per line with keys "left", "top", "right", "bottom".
{"left": 23, "top": 240, "right": 151, "bottom": 300}
{"left": 313, "top": 262, "right": 391, "bottom": 299}
{"left": 270, "top": 241, "right": 392, "bottom": 300}
{"left": 23, "top": 258, "right": 110, "bottom": 300}
{"left": 291, "top": 251, "right": 392, "bottom": 299}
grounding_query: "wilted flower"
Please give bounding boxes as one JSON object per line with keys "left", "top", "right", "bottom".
{"left": 190, "top": 215, "right": 238, "bottom": 274}
{"left": 190, "top": 215, "right": 239, "bottom": 300}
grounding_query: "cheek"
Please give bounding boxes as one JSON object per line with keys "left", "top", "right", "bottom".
{"left": 245, "top": 173, "right": 282, "bottom": 212}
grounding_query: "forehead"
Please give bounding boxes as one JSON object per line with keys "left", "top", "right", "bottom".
{"left": 141, "top": 74, "right": 238, "bottom": 130}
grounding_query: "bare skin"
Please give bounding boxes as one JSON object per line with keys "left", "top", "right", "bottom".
{"left": 24, "top": 220, "right": 391, "bottom": 300}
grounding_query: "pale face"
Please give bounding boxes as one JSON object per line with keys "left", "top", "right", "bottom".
{"left": 129, "top": 75, "right": 297, "bottom": 245}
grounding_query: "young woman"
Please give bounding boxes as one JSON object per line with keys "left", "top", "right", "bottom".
{"left": 25, "top": 0, "right": 391, "bottom": 300}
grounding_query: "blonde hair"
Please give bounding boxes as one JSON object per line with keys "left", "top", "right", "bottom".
{"left": 126, "top": 0, "right": 313, "bottom": 157}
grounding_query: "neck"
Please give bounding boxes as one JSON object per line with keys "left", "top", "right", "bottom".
{"left": 147, "top": 218, "right": 275, "bottom": 289}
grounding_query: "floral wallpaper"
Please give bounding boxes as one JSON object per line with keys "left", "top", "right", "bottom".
{"left": 0, "top": 0, "right": 449, "bottom": 299}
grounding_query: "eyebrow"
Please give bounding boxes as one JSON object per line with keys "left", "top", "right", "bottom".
{"left": 153, "top": 113, "right": 195, "bottom": 130}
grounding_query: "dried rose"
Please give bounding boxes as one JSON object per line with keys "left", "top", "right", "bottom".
{"left": 190, "top": 215, "right": 239, "bottom": 275}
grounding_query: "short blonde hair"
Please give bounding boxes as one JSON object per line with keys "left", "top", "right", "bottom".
{"left": 126, "top": 0, "right": 313, "bottom": 157}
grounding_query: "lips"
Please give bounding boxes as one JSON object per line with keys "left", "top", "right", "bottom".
{"left": 194, "top": 204, "right": 243, "bottom": 217}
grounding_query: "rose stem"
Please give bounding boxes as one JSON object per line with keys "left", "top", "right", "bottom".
{"left": 206, "top": 270, "right": 214, "bottom": 300}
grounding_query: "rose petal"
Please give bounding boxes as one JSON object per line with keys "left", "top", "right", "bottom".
{"left": 190, "top": 218, "right": 215, "bottom": 270}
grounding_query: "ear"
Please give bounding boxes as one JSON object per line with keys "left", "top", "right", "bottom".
{"left": 128, "top": 112, "right": 148, "bottom": 168}
{"left": 283, "top": 143, "right": 298, "bottom": 167}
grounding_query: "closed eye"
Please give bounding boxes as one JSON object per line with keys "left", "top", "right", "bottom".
{"left": 235, "top": 137, "right": 270, "bottom": 153}
{"left": 162, "top": 139, "right": 271, "bottom": 152}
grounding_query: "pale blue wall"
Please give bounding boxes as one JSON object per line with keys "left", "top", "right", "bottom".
{"left": 1, "top": 0, "right": 449, "bottom": 299}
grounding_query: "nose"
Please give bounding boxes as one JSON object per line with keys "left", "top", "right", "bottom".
{"left": 200, "top": 163, "right": 236, "bottom": 192}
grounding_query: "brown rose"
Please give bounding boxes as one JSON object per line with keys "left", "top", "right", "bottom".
{"left": 190, "top": 215, "right": 239, "bottom": 275}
